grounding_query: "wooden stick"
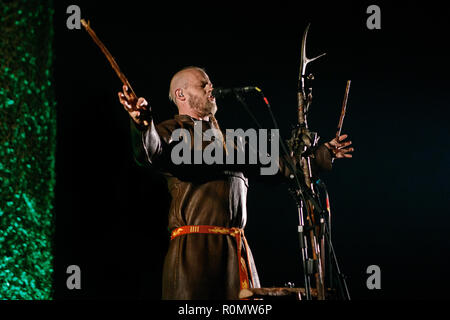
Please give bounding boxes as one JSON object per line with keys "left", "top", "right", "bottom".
{"left": 336, "top": 80, "right": 351, "bottom": 139}
{"left": 80, "top": 19, "right": 148, "bottom": 126}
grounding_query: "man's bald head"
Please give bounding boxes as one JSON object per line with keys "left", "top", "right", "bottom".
{"left": 168, "top": 66, "right": 206, "bottom": 104}
{"left": 168, "top": 66, "right": 217, "bottom": 119}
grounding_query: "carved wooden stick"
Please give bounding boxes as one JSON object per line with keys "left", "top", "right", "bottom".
{"left": 336, "top": 80, "right": 351, "bottom": 139}
{"left": 80, "top": 19, "right": 148, "bottom": 126}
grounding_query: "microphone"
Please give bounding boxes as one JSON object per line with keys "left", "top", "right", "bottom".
{"left": 212, "top": 86, "right": 256, "bottom": 98}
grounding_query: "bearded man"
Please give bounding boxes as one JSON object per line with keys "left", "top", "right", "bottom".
{"left": 118, "top": 66, "right": 353, "bottom": 299}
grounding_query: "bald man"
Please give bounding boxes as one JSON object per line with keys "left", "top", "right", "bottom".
{"left": 118, "top": 66, "right": 353, "bottom": 300}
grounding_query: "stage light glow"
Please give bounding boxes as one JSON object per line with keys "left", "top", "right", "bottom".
{"left": 0, "top": 0, "right": 56, "bottom": 299}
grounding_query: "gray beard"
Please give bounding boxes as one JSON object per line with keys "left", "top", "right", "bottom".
{"left": 188, "top": 94, "right": 217, "bottom": 117}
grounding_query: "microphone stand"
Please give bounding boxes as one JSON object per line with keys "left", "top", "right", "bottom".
{"left": 233, "top": 86, "right": 321, "bottom": 300}
{"left": 286, "top": 23, "right": 350, "bottom": 300}
{"left": 231, "top": 87, "right": 351, "bottom": 300}
{"left": 222, "top": 24, "right": 351, "bottom": 300}
{"left": 300, "top": 181, "right": 351, "bottom": 300}
{"left": 233, "top": 89, "right": 316, "bottom": 300}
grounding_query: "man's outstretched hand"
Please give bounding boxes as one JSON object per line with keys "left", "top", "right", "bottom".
{"left": 118, "top": 85, "right": 149, "bottom": 126}
{"left": 324, "top": 134, "right": 354, "bottom": 159}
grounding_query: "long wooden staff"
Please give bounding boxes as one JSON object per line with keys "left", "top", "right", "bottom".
{"left": 80, "top": 19, "right": 148, "bottom": 126}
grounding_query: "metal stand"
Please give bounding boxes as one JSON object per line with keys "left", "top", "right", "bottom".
{"left": 293, "top": 177, "right": 351, "bottom": 300}
{"left": 296, "top": 198, "right": 313, "bottom": 300}
{"left": 314, "top": 179, "right": 351, "bottom": 300}
{"left": 232, "top": 87, "right": 351, "bottom": 300}
{"left": 222, "top": 24, "right": 352, "bottom": 297}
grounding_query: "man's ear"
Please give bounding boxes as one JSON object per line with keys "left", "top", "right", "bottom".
{"left": 176, "top": 89, "right": 186, "bottom": 101}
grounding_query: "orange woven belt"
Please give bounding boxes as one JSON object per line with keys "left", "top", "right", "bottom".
{"left": 171, "top": 225, "right": 253, "bottom": 292}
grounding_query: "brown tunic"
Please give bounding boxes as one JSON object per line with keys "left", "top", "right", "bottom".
{"left": 130, "top": 114, "right": 332, "bottom": 300}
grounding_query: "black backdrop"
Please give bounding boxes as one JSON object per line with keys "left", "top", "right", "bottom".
{"left": 53, "top": 1, "right": 450, "bottom": 300}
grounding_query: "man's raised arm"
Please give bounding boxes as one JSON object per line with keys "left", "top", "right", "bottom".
{"left": 118, "top": 85, "right": 163, "bottom": 166}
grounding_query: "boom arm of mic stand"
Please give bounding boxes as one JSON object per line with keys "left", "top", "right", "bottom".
{"left": 233, "top": 90, "right": 305, "bottom": 192}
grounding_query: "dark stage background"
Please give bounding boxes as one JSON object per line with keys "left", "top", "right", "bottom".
{"left": 53, "top": 2, "right": 450, "bottom": 300}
